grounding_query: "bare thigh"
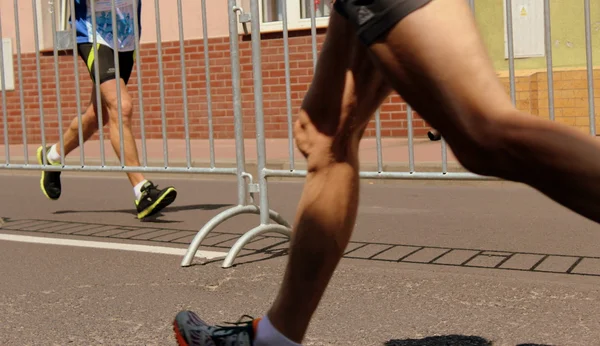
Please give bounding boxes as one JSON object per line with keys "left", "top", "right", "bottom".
{"left": 296, "top": 11, "right": 391, "bottom": 169}
{"left": 365, "top": 0, "right": 516, "bottom": 160}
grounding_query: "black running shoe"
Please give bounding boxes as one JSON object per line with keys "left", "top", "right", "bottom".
{"left": 36, "top": 146, "right": 62, "bottom": 200}
{"left": 173, "top": 310, "right": 256, "bottom": 346}
{"left": 135, "top": 180, "right": 177, "bottom": 219}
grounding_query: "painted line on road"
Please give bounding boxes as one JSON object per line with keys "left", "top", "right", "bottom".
{"left": 0, "top": 233, "right": 227, "bottom": 259}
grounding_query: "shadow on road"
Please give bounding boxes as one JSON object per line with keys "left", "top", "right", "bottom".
{"left": 53, "top": 203, "right": 233, "bottom": 216}
{"left": 385, "top": 335, "right": 553, "bottom": 346}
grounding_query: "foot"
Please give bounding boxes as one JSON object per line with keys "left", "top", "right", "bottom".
{"left": 36, "top": 146, "right": 62, "bottom": 200}
{"left": 173, "top": 310, "right": 256, "bottom": 346}
{"left": 135, "top": 180, "right": 177, "bottom": 219}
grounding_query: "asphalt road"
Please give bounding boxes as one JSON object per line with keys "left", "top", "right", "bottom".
{"left": 1, "top": 172, "right": 599, "bottom": 346}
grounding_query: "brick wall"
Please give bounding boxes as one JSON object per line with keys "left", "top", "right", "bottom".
{"left": 497, "top": 69, "right": 600, "bottom": 134}
{"left": 0, "top": 29, "right": 430, "bottom": 146}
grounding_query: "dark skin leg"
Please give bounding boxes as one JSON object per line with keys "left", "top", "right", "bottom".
{"left": 265, "top": 0, "right": 600, "bottom": 343}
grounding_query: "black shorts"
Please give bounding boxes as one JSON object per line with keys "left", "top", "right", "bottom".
{"left": 77, "top": 43, "right": 135, "bottom": 85}
{"left": 333, "top": 0, "right": 433, "bottom": 46}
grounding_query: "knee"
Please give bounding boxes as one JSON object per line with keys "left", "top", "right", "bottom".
{"left": 450, "top": 110, "right": 520, "bottom": 177}
{"left": 293, "top": 110, "right": 361, "bottom": 173}
{"left": 105, "top": 95, "right": 133, "bottom": 125}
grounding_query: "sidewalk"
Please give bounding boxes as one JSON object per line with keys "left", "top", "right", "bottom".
{"left": 0, "top": 137, "right": 464, "bottom": 173}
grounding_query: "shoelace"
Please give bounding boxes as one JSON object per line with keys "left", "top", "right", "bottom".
{"left": 211, "top": 315, "right": 255, "bottom": 334}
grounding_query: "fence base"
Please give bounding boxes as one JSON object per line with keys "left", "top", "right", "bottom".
{"left": 181, "top": 204, "right": 291, "bottom": 267}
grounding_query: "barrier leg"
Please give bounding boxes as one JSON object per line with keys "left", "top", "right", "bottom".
{"left": 180, "top": 204, "right": 291, "bottom": 267}
{"left": 221, "top": 224, "right": 292, "bottom": 268}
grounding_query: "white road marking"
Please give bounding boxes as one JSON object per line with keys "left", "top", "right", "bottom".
{"left": 0, "top": 233, "right": 227, "bottom": 259}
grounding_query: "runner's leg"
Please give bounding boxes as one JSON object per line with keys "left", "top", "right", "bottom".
{"left": 359, "top": 0, "right": 600, "bottom": 222}
{"left": 175, "top": 0, "right": 600, "bottom": 344}
{"left": 57, "top": 86, "right": 108, "bottom": 158}
{"left": 173, "top": 9, "right": 391, "bottom": 345}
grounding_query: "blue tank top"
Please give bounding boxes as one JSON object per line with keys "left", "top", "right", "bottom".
{"left": 71, "top": 0, "right": 142, "bottom": 52}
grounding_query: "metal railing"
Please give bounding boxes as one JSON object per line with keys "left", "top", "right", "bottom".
{"left": 1, "top": 0, "right": 598, "bottom": 268}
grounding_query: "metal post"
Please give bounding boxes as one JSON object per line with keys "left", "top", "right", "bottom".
{"left": 60, "top": 0, "right": 68, "bottom": 31}
{"left": 89, "top": 0, "right": 106, "bottom": 166}
{"left": 32, "top": 0, "right": 48, "bottom": 166}
{"left": 584, "top": 0, "right": 596, "bottom": 135}
{"left": 201, "top": 0, "right": 216, "bottom": 168}
{"left": 50, "top": 0, "right": 66, "bottom": 166}
{"left": 505, "top": 0, "right": 517, "bottom": 105}
{"left": 230, "top": 0, "right": 249, "bottom": 206}
{"left": 13, "top": 0, "right": 28, "bottom": 164}
{"left": 0, "top": 13, "right": 8, "bottom": 165}
{"left": 407, "top": 106, "right": 415, "bottom": 173}
{"left": 250, "top": 0, "right": 270, "bottom": 225}
{"left": 153, "top": 0, "right": 169, "bottom": 167}
{"left": 309, "top": 0, "right": 318, "bottom": 66}
{"left": 375, "top": 110, "right": 383, "bottom": 173}
{"left": 69, "top": 0, "right": 85, "bottom": 166}
{"left": 110, "top": 0, "right": 126, "bottom": 167}
{"left": 441, "top": 139, "right": 448, "bottom": 174}
{"left": 178, "top": 0, "right": 192, "bottom": 167}
{"left": 282, "top": 0, "right": 295, "bottom": 171}
{"left": 544, "top": 0, "right": 555, "bottom": 121}
{"left": 131, "top": 0, "right": 147, "bottom": 167}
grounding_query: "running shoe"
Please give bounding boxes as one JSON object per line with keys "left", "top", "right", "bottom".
{"left": 173, "top": 310, "right": 257, "bottom": 346}
{"left": 135, "top": 180, "right": 177, "bottom": 219}
{"left": 36, "top": 145, "right": 62, "bottom": 200}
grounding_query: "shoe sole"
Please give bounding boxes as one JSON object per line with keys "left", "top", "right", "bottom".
{"left": 36, "top": 146, "right": 59, "bottom": 201}
{"left": 172, "top": 315, "right": 219, "bottom": 346}
{"left": 173, "top": 320, "right": 189, "bottom": 346}
{"left": 137, "top": 188, "right": 177, "bottom": 219}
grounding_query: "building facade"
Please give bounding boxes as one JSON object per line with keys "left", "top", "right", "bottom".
{"left": 1, "top": 0, "right": 599, "bottom": 145}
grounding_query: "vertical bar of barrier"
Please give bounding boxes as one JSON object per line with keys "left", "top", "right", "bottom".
{"left": 89, "top": 0, "right": 107, "bottom": 167}
{"left": 441, "top": 138, "right": 448, "bottom": 174}
{"left": 178, "top": 0, "right": 192, "bottom": 168}
{"left": 458, "top": 0, "right": 474, "bottom": 173}
{"left": 110, "top": 0, "right": 125, "bottom": 167}
{"left": 544, "top": 0, "right": 555, "bottom": 121}
{"left": 0, "top": 12, "right": 8, "bottom": 165}
{"left": 375, "top": 110, "right": 383, "bottom": 173}
{"left": 13, "top": 0, "right": 28, "bottom": 164}
{"left": 584, "top": 0, "right": 596, "bottom": 136}
{"left": 505, "top": 0, "right": 517, "bottom": 105}
{"left": 407, "top": 105, "right": 415, "bottom": 173}
{"left": 282, "top": 0, "right": 295, "bottom": 171}
{"left": 60, "top": 0, "right": 68, "bottom": 30}
{"left": 201, "top": 0, "right": 215, "bottom": 168}
{"left": 32, "top": 0, "right": 48, "bottom": 166}
{"left": 131, "top": 0, "right": 147, "bottom": 167}
{"left": 69, "top": 0, "right": 85, "bottom": 166}
{"left": 250, "top": 0, "right": 270, "bottom": 224}
{"left": 230, "top": 0, "right": 248, "bottom": 206}
{"left": 309, "top": 0, "right": 318, "bottom": 66}
{"left": 153, "top": 0, "right": 169, "bottom": 167}
{"left": 50, "top": 0, "right": 66, "bottom": 166}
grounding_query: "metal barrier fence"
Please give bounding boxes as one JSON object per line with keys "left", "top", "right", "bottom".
{"left": 0, "top": 0, "right": 598, "bottom": 268}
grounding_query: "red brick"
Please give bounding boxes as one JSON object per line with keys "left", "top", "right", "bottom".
{"left": 0, "top": 33, "right": 420, "bottom": 144}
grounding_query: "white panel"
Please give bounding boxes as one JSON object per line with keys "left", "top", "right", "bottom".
{"left": 1, "top": 38, "right": 15, "bottom": 91}
{"left": 503, "top": 0, "right": 545, "bottom": 58}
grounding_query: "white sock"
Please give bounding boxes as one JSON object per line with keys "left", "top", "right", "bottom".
{"left": 254, "top": 316, "right": 301, "bottom": 346}
{"left": 47, "top": 144, "right": 61, "bottom": 163}
{"left": 133, "top": 180, "right": 148, "bottom": 200}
